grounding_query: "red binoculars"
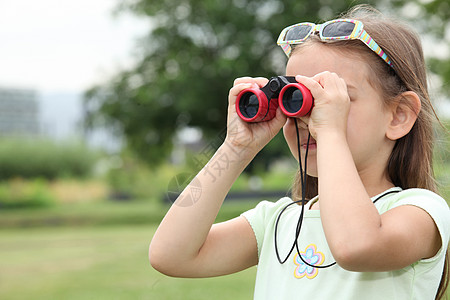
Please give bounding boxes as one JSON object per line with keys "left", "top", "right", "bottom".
{"left": 235, "top": 76, "right": 313, "bottom": 122}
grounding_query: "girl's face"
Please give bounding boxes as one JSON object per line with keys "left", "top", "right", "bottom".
{"left": 283, "top": 44, "right": 395, "bottom": 178}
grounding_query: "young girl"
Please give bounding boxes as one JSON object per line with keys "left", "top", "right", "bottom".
{"left": 150, "top": 5, "right": 450, "bottom": 299}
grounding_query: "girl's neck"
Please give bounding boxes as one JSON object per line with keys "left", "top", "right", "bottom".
{"left": 357, "top": 166, "right": 395, "bottom": 198}
{"left": 364, "top": 178, "right": 396, "bottom": 199}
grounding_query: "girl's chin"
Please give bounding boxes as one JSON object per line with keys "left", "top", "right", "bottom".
{"left": 298, "top": 157, "right": 318, "bottom": 177}
{"left": 291, "top": 161, "right": 317, "bottom": 177}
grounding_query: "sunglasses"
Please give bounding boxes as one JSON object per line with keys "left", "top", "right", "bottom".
{"left": 277, "top": 19, "right": 393, "bottom": 68}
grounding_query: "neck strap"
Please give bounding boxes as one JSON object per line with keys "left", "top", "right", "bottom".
{"left": 372, "top": 188, "right": 401, "bottom": 204}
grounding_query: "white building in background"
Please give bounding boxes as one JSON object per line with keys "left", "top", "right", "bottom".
{"left": 0, "top": 86, "right": 121, "bottom": 152}
{"left": 0, "top": 87, "right": 40, "bottom": 137}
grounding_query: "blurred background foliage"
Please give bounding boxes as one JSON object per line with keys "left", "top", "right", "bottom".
{"left": 84, "top": 0, "right": 450, "bottom": 173}
{"left": 0, "top": 139, "right": 97, "bottom": 180}
{"left": 84, "top": 0, "right": 381, "bottom": 169}
{"left": 0, "top": 139, "right": 101, "bottom": 208}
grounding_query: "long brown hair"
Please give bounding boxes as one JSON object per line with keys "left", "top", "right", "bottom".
{"left": 289, "top": 5, "right": 449, "bottom": 299}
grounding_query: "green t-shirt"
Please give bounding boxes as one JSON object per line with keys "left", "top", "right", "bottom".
{"left": 241, "top": 188, "right": 450, "bottom": 299}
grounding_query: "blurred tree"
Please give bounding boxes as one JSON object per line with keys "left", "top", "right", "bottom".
{"left": 84, "top": 0, "right": 448, "bottom": 169}
{"left": 389, "top": 0, "right": 450, "bottom": 95}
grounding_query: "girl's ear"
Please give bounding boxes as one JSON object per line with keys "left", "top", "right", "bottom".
{"left": 386, "top": 91, "right": 421, "bottom": 141}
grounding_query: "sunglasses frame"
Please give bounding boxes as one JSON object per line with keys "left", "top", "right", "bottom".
{"left": 277, "top": 19, "right": 393, "bottom": 68}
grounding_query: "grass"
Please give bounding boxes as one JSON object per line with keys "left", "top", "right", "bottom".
{"left": 0, "top": 198, "right": 263, "bottom": 299}
{"left": 0, "top": 165, "right": 448, "bottom": 299}
{"left": 0, "top": 224, "right": 256, "bottom": 300}
{"left": 1, "top": 224, "right": 449, "bottom": 300}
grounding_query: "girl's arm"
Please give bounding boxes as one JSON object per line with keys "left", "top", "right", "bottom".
{"left": 149, "top": 77, "right": 287, "bottom": 277}
{"left": 150, "top": 144, "right": 257, "bottom": 277}
{"left": 296, "top": 73, "right": 441, "bottom": 272}
{"left": 316, "top": 130, "right": 440, "bottom": 272}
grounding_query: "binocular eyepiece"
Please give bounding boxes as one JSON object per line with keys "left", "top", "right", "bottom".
{"left": 235, "top": 76, "right": 313, "bottom": 122}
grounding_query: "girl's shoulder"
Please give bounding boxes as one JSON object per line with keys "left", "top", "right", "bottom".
{"left": 240, "top": 197, "right": 294, "bottom": 257}
{"left": 378, "top": 187, "right": 450, "bottom": 261}
{"left": 241, "top": 197, "right": 293, "bottom": 222}
{"left": 376, "top": 187, "right": 449, "bottom": 214}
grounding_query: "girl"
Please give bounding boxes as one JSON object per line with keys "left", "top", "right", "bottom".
{"left": 150, "top": 5, "right": 450, "bottom": 299}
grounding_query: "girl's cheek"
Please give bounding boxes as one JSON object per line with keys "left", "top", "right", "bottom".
{"left": 283, "top": 120, "right": 298, "bottom": 159}
{"left": 283, "top": 119, "right": 294, "bottom": 143}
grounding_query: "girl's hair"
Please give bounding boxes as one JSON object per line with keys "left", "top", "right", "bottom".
{"left": 289, "top": 5, "right": 448, "bottom": 299}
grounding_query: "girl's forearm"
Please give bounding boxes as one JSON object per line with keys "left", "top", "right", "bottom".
{"left": 316, "top": 131, "right": 382, "bottom": 267}
{"left": 149, "top": 142, "right": 254, "bottom": 267}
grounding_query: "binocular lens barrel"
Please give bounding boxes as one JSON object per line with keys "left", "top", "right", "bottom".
{"left": 278, "top": 83, "right": 313, "bottom": 118}
{"left": 239, "top": 93, "right": 259, "bottom": 119}
{"left": 281, "top": 88, "right": 304, "bottom": 114}
{"left": 235, "top": 88, "right": 272, "bottom": 122}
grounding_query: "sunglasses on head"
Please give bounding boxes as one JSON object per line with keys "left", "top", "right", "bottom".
{"left": 277, "top": 19, "right": 393, "bottom": 68}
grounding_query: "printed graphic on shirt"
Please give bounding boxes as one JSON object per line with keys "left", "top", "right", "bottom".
{"left": 293, "top": 244, "right": 325, "bottom": 279}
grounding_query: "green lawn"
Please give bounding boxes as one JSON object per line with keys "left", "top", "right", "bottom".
{"left": 0, "top": 174, "right": 448, "bottom": 300}
{"left": 2, "top": 223, "right": 449, "bottom": 300}
{"left": 0, "top": 225, "right": 256, "bottom": 300}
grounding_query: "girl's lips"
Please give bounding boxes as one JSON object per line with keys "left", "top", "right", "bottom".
{"left": 301, "top": 136, "right": 317, "bottom": 150}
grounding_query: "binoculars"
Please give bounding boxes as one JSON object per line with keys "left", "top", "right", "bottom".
{"left": 235, "top": 76, "right": 313, "bottom": 122}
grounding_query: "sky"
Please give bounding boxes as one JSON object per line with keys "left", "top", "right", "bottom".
{"left": 0, "top": 0, "right": 148, "bottom": 92}
{"left": 0, "top": 0, "right": 149, "bottom": 144}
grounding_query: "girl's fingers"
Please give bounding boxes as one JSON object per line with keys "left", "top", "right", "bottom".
{"left": 313, "top": 71, "right": 348, "bottom": 93}
{"left": 253, "top": 77, "right": 270, "bottom": 88}
{"left": 228, "top": 83, "right": 254, "bottom": 107}
{"left": 229, "top": 82, "right": 253, "bottom": 96}
{"left": 271, "top": 106, "right": 288, "bottom": 129}
{"left": 229, "top": 77, "right": 269, "bottom": 106}
{"left": 296, "top": 72, "right": 349, "bottom": 104}
{"left": 296, "top": 72, "right": 347, "bottom": 91}
{"left": 295, "top": 74, "right": 327, "bottom": 99}
{"left": 233, "top": 77, "right": 269, "bottom": 88}
{"left": 233, "top": 77, "right": 253, "bottom": 86}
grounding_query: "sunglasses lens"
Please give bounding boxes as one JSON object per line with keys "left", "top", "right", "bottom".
{"left": 285, "top": 24, "right": 312, "bottom": 41}
{"left": 322, "top": 22, "right": 355, "bottom": 38}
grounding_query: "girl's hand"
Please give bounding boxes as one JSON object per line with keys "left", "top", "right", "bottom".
{"left": 225, "top": 77, "right": 287, "bottom": 159}
{"left": 295, "top": 72, "right": 350, "bottom": 140}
